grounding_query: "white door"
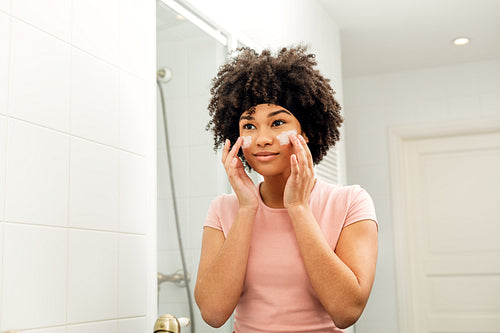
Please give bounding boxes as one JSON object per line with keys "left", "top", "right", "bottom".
{"left": 391, "top": 121, "right": 500, "bottom": 333}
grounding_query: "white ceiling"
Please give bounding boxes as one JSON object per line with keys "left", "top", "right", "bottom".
{"left": 318, "top": 0, "right": 500, "bottom": 77}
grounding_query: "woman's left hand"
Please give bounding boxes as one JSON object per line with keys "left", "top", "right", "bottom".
{"left": 284, "top": 134, "right": 316, "bottom": 209}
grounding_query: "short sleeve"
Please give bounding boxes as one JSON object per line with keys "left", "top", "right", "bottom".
{"left": 203, "top": 196, "right": 223, "bottom": 231}
{"left": 344, "top": 186, "right": 378, "bottom": 228}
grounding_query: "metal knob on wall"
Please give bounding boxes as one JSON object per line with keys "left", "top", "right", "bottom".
{"left": 154, "top": 314, "right": 190, "bottom": 333}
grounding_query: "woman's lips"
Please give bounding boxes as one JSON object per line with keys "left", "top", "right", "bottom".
{"left": 253, "top": 152, "right": 279, "bottom": 162}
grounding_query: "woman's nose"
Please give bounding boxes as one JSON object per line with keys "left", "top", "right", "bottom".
{"left": 255, "top": 129, "right": 274, "bottom": 147}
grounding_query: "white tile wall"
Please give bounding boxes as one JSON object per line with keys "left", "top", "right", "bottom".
{"left": 9, "top": 19, "right": 71, "bottom": 131}
{"left": 119, "top": 152, "right": 147, "bottom": 234}
{"left": 158, "top": 250, "right": 189, "bottom": 304}
{"left": 187, "top": 40, "right": 216, "bottom": 97}
{"left": 119, "top": 71, "right": 147, "bottom": 155}
{"left": 0, "top": 222, "right": 3, "bottom": 323}
{"left": 158, "top": 199, "right": 179, "bottom": 252}
{"left": 157, "top": 147, "right": 190, "bottom": 198}
{"left": 72, "top": 0, "right": 119, "bottom": 64}
{"left": 0, "top": 0, "right": 10, "bottom": 14}
{"left": 157, "top": 40, "right": 188, "bottom": 100}
{"left": 23, "top": 327, "right": 66, "bottom": 333}
{"left": 1, "top": 224, "right": 67, "bottom": 330}
{"left": 157, "top": 151, "right": 172, "bottom": 200}
{"left": 119, "top": 0, "right": 148, "bottom": 78}
{"left": 71, "top": 48, "right": 119, "bottom": 147}
{"left": 189, "top": 146, "right": 218, "bottom": 197}
{"left": 157, "top": 198, "right": 189, "bottom": 252}
{"left": 187, "top": 95, "right": 211, "bottom": 146}
{"left": 0, "top": 117, "right": 6, "bottom": 219}
{"left": 119, "top": 234, "right": 147, "bottom": 317}
{"left": 188, "top": 196, "right": 212, "bottom": 249}
{"left": 160, "top": 97, "right": 189, "bottom": 148}
{"left": 480, "top": 92, "right": 500, "bottom": 116}
{"left": 5, "top": 120, "right": 69, "bottom": 226}
{"left": 67, "top": 320, "right": 118, "bottom": 333}
{"left": 0, "top": 0, "right": 155, "bottom": 331}
{"left": 69, "top": 138, "right": 119, "bottom": 231}
{"left": 67, "top": 229, "right": 118, "bottom": 323}
{"left": 446, "top": 94, "right": 480, "bottom": 119}
{"left": 12, "top": 0, "right": 71, "bottom": 41}
{"left": 477, "top": 59, "right": 500, "bottom": 93}
{"left": 118, "top": 317, "right": 147, "bottom": 333}
{"left": 0, "top": 11, "right": 9, "bottom": 115}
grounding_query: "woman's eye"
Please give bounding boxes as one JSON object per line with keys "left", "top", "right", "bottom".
{"left": 243, "top": 123, "right": 255, "bottom": 130}
{"left": 272, "top": 119, "right": 285, "bottom": 127}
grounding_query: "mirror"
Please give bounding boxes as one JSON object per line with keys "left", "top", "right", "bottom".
{"left": 156, "top": 1, "right": 235, "bottom": 332}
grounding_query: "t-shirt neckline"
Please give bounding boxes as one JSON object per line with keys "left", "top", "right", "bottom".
{"left": 257, "top": 179, "right": 320, "bottom": 212}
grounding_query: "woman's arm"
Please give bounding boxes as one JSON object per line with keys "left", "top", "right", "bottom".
{"left": 285, "top": 134, "right": 378, "bottom": 328}
{"left": 194, "top": 207, "right": 256, "bottom": 328}
{"left": 288, "top": 208, "right": 378, "bottom": 329}
{"left": 195, "top": 138, "right": 259, "bottom": 327}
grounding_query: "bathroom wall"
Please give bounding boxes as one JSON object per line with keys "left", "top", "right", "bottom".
{"left": 0, "top": 0, "right": 157, "bottom": 332}
{"left": 343, "top": 57, "right": 500, "bottom": 333}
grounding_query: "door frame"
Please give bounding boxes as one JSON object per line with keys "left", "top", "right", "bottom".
{"left": 388, "top": 117, "right": 500, "bottom": 332}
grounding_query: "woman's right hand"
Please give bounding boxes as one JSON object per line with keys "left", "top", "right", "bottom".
{"left": 222, "top": 138, "right": 259, "bottom": 211}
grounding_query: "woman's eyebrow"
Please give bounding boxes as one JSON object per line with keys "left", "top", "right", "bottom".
{"left": 239, "top": 109, "right": 292, "bottom": 122}
{"left": 239, "top": 114, "right": 254, "bottom": 121}
{"left": 268, "top": 110, "right": 292, "bottom": 117}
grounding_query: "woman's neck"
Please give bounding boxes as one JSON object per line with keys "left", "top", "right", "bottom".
{"left": 259, "top": 174, "right": 289, "bottom": 208}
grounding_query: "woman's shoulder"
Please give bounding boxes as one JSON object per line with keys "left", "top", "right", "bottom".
{"left": 313, "top": 179, "right": 377, "bottom": 226}
{"left": 314, "top": 179, "right": 368, "bottom": 199}
{"left": 205, "top": 192, "right": 240, "bottom": 232}
{"left": 210, "top": 192, "right": 239, "bottom": 210}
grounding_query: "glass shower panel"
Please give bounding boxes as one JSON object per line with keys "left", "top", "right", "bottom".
{"left": 156, "top": 1, "right": 231, "bottom": 332}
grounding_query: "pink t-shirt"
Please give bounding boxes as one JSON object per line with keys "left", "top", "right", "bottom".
{"left": 204, "top": 179, "right": 377, "bottom": 333}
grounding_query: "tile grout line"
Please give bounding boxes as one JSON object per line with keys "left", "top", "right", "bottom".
{"left": 5, "top": 114, "right": 145, "bottom": 158}
{"left": 9, "top": 14, "right": 145, "bottom": 81}
{"left": 66, "top": 137, "right": 72, "bottom": 327}
{"left": 0, "top": 11, "right": 12, "bottom": 322}
{"left": 67, "top": 0, "right": 73, "bottom": 321}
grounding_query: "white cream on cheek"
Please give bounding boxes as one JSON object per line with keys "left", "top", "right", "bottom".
{"left": 276, "top": 129, "right": 297, "bottom": 145}
{"left": 241, "top": 136, "right": 252, "bottom": 149}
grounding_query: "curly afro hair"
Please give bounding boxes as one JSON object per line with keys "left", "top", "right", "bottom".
{"left": 206, "top": 45, "right": 343, "bottom": 168}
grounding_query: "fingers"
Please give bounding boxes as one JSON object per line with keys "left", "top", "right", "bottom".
{"left": 222, "top": 137, "right": 243, "bottom": 170}
{"left": 224, "top": 140, "right": 252, "bottom": 185}
{"left": 290, "top": 153, "right": 300, "bottom": 178}
{"left": 221, "top": 139, "right": 230, "bottom": 164}
{"left": 298, "top": 134, "right": 314, "bottom": 169}
{"left": 290, "top": 134, "right": 313, "bottom": 169}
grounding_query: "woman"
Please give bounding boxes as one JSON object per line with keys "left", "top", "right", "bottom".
{"left": 194, "top": 46, "right": 378, "bottom": 332}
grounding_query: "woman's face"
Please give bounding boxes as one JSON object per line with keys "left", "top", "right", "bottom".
{"left": 239, "top": 103, "right": 307, "bottom": 177}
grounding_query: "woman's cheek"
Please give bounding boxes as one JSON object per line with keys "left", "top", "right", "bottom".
{"left": 276, "top": 129, "right": 297, "bottom": 145}
{"left": 241, "top": 136, "right": 252, "bottom": 149}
